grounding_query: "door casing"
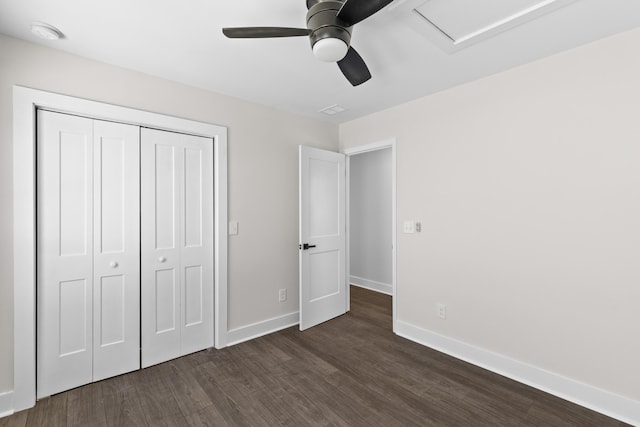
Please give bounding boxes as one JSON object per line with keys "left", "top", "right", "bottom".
{"left": 13, "top": 86, "right": 228, "bottom": 411}
{"left": 343, "top": 139, "right": 397, "bottom": 331}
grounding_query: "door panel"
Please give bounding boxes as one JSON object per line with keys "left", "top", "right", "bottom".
{"left": 98, "top": 275, "right": 125, "bottom": 346}
{"left": 58, "top": 130, "right": 90, "bottom": 256}
{"left": 309, "top": 158, "right": 341, "bottom": 237}
{"left": 141, "top": 129, "right": 213, "bottom": 367}
{"left": 58, "top": 279, "right": 90, "bottom": 356}
{"left": 37, "top": 111, "right": 94, "bottom": 398}
{"left": 155, "top": 269, "right": 178, "bottom": 333}
{"left": 141, "top": 129, "right": 182, "bottom": 367}
{"left": 299, "top": 146, "right": 346, "bottom": 331}
{"left": 154, "top": 144, "right": 178, "bottom": 250}
{"left": 38, "top": 112, "right": 141, "bottom": 395}
{"left": 92, "top": 120, "right": 140, "bottom": 381}
{"left": 185, "top": 266, "right": 204, "bottom": 326}
{"left": 98, "top": 137, "right": 125, "bottom": 253}
{"left": 184, "top": 147, "right": 203, "bottom": 247}
{"left": 309, "top": 250, "right": 341, "bottom": 301}
{"left": 180, "top": 134, "right": 213, "bottom": 355}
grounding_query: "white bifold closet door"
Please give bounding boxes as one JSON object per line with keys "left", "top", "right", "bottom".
{"left": 140, "top": 128, "right": 214, "bottom": 368}
{"left": 37, "top": 111, "right": 140, "bottom": 398}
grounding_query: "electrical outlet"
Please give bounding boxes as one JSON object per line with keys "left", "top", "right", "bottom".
{"left": 437, "top": 303, "right": 446, "bottom": 319}
{"left": 278, "top": 289, "right": 287, "bottom": 302}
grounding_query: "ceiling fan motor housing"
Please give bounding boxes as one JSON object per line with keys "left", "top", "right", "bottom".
{"left": 306, "top": 0, "right": 352, "bottom": 51}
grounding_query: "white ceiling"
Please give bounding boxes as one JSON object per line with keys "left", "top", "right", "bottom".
{"left": 1, "top": 0, "right": 639, "bottom": 123}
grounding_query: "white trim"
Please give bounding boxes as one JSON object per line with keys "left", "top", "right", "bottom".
{"left": 0, "top": 391, "right": 14, "bottom": 418}
{"left": 350, "top": 276, "right": 392, "bottom": 295}
{"left": 12, "top": 86, "right": 229, "bottom": 412}
{"left": 226, "top": 312, "right": 299, "bottom": 347}
{"left": 451, "top": 0, "right": 560, "bottom": 45}
{"left": 392, "top": 0, "right": 578, "bottom": 53}
{"left": 345, "top": 154, "right": 352, "bottom": 313}
{"left": 395, "top": 320, "right": 640, "bottom": 426}
{"left": 214, "top": 134, "right": 228, "bottom": 349}
{"left": 343, "top": 138, "right": 397, "bottom": 332}
{"left": 342, "top": 139, "right": 396, "bottom": 156}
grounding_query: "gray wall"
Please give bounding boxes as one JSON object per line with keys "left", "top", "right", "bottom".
{"left": 349, "top": 148, "right": 392, "bottom": 293}
{"left": 341, "top": 28, "right": 640, "bottom": 402}
{"left": 0, "top": 34, "right": 338, "bottom": 394}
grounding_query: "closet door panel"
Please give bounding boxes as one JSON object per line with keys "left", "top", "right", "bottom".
{"left": 141, "top": 128, "right": 181, "bottom": 367}
{"left": 92, "top": 120, "right": 140, "bottom": 381}
{"left": 98, "top": 275, "right": 125, "bottom": 345}
{"left": 37, "top": 111, "right": 94, "bottom": 398}
{"left": 155, "top": 143, "right": 178, "bottom": 249}
{"left": 141, "top": 130, "right": 214, "bottom": 366}
{"left": 180, "top": 136, "right": 214, "bottom": 354}
{"left": 155, "top": 269, "right": 178, "bottom": 332}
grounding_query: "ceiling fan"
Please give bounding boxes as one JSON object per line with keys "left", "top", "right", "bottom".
{"left": 222, "top": 0, "right": 394, "bottom": 86}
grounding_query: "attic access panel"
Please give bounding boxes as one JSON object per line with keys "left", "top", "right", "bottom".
{"left": 415, "top": 0, "right": 571, "bottom": 46}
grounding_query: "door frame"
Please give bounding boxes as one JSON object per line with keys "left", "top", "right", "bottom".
{"left": 343, "top": 138, "right": 397, "bottom": 331}
{"left": 12, "top": 86, "right": 229, "bottom": 411}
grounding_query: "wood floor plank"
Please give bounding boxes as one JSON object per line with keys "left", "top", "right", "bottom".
{"left": 19, "top": 393, "right": 67, "bottom": 427}
{"left": 181, "top": 403, "right": 230, "bottom": 427}
{"left": 0, "top": 285, "right": 630, "bottom": 426}
{"left": 66, "top": 382, "right": 107, "bottom": 427}
{"left": 0, "top": 409, "right": 26, "bottom": 427}
{"left": 193, "top": 360, "right": 266, "bottom": 427}
{"left": 133, "top": 363, "right": 189, "bottom": 426}
{"left": 165, "top": 358, "right": 213, "bottom": 416}
{"left": 101, "top": 374, "right": 147, "bottom": 426}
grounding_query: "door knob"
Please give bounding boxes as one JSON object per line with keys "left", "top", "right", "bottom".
{"left": 299, "top": 243, "right": 316, "bottom": 250}
{"left": 158, "top": 256, "right": 167, "bottom": 263}
{"left": 109, "top": 261, "right": 118, "bottom": 268}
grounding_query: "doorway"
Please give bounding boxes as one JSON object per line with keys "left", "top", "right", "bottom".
{"left": 344, "top": 139, "right": 397, "bottom": 331}
{"left": 298, "top": 140, "right": 396, "bottom": 331}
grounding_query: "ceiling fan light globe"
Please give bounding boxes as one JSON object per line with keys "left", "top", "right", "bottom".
{"left": 313, "top": 37, "right": 349, "bottom": 62}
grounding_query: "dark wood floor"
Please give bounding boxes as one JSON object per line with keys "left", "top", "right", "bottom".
{"left": 1, "top": 286, "right": 628, "bottom": 426}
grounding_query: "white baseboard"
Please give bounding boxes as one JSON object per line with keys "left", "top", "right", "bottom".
{"left": 350, "top": 276, "right": 392, "bottom": 295}
{"left": 395, "top": 320, "right": 640, "bottom": 426}
{"left": 0, "top": 391, "right": 14, "bottom": 418}
{"left": 225, "top": 311, "right": 299, "bottom": 347}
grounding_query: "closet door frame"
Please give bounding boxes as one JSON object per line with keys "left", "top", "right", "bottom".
{"left": 12, "top": 86, "right": 229, "bottom": 411}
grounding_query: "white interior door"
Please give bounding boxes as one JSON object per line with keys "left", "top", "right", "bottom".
{"left": 92, "top": 120, "right": 140, "bottom": 381}
{"left": 299, "top": 146, "right": 347, "bottom": 330}
{"left": 141, "top": 128, "right": 214, "bottom": 368}
{"left": 37, "top": 111, "right": 94, "bottom": 398}
{"left": 37, "top": 111, "right": 140, "bottom": 397}
{"left": 180, "top": 139, "right": 214, "bottom": 355}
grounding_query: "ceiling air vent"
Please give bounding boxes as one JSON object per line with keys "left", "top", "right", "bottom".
{"left": 319, "top": 104, "right": 347, "bottom": 116}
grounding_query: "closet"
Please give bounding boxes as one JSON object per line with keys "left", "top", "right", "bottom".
{"left": 36, "top": 110, "right": 214, "bottom": 398}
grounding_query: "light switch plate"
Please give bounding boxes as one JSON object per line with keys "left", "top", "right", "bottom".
{"left": 403, "top": 220, "right": 415, "bottom": 233}
{"left": 229, "top": 221, "right": 239, "bottom": 235}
